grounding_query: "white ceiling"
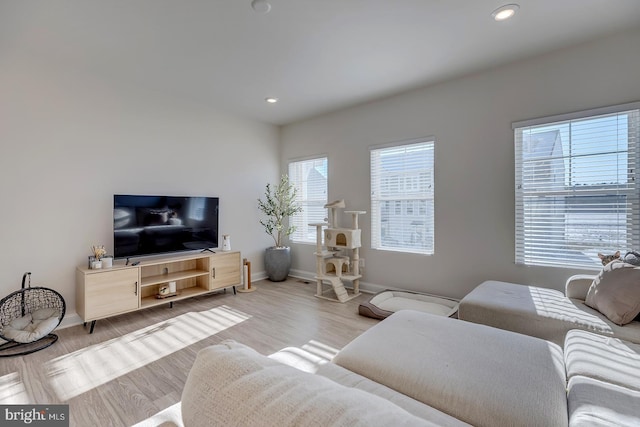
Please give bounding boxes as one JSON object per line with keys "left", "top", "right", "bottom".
{"left": 2, "top": 1, "right": 640, "bottom": 125}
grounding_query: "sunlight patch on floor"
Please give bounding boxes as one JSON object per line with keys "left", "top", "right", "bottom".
{"left": 0, "top": 372, "right": 30, "bottom": 404}
{"left": 45, "top": 305, "right": 250, "bottom": 401}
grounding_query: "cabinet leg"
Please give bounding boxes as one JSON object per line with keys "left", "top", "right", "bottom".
{"left": 233, "top": 286, "right": 237, "bottom": 295}
{"left": 170, "top": 301, "right": 173, "bottom": 308}
{"left": 89, "top": 320, "right": 96, "bottom": 334}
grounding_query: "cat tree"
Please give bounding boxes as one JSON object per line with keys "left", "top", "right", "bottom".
{"left": 311, "top": 200, "right": 365, "bottom": 302}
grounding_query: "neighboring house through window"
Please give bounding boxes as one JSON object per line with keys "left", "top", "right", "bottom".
{"left": 514, "top": 103, "right": 640, "bottom": 269}
{"left": 288, "top": 157, "right": 328, "bottom": 243}
{"left": 370, "top": 139, "right": 435, "bottom": 254}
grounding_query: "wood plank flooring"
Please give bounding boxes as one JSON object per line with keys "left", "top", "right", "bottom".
{"left": 0, "top": 278, "right": 378, "bottom": 426}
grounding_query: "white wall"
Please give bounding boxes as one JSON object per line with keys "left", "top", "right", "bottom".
{"left": 0, "top": 53, "right": 279, "bottom": 325}
{"left": 281, "top": 27, "right": 640, "bottom": 299}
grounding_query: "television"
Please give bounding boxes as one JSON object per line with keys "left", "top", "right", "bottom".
{"left": 113, "top": 195, "right": 219, "bottom": 258}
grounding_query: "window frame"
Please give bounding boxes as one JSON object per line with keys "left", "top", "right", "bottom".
{"left": 370, "top": 138, "right": 435, "bottom": 255}
{"left": 513, "top": 102, "right": 640, "bottom": 269}
{"left": 288, "top": 155, "right": 329, "bottom": 245}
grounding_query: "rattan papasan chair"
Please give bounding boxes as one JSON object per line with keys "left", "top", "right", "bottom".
{"left": 0, "top": 272, "right": 66, "bottom": 357}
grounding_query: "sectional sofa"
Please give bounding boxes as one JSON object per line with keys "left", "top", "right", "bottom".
{"left": 178, "top": 264, "right": 640, "bottom": 426}
{"left": 179, "top": 309, "right": 640, "bottom": 426}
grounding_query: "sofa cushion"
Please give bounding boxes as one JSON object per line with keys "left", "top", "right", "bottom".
{"left": 458, "top": 280, "right": 640, "bottom": 346}
{"left": 1, "top": 309, "right": 60, "bottom": 343}
{"left": 181, "top": 340, "right": 438, "bottom": 427}
{"left": 269, "top": 346, "right": 469, "bottom": 426}
{"left": 565, "top": 329, "right": 640, "bottom": 392}
{"left": 585, "top": 261, "right": 640, "bottom": 325}
{"left": 567, "top": 375, "right": 640, "bottom": 427}
{"left": 333, "top": 310, "right": 567, "bottom": 427}
{"left": 316, "top": 361, "right": 471, "bottom": 427}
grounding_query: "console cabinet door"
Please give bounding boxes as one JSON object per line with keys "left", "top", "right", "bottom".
{"left": 84, "top": 269, "right": 139, "bottom": 320}
{"left": 210, "top": 252, "right": 241, "bottom": 290}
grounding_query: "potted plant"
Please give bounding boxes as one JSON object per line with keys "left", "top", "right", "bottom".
{"left": 258, "top": 174, "right": 302, "bottom": 281}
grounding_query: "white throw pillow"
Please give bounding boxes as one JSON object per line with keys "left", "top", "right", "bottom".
{"left": 585, "top": 260, "right": 640, "bottom": 325}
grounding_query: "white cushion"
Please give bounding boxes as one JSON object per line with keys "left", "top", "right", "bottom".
{"left": 565, "top": 329, "right": 640, "bottom": 392}
{"left": 316, "top": 362, "right": 471, "bottom": 427}
{"left": 585, "top": 261, "right": 640, "bottom": 325}
{"left": 268, "top": 346, "right": 470, "bottom": 427}
{"left": 568, "top": 375, "right": 640, "bottom": 427}
{"left": 2, "top": 309, "right": 60, "bottom": 343}
{"left": 333, "top": 310, "right": 568, "bottom": 427}
{"left": 181, "top": 340, "right": 438, "bottom": 427}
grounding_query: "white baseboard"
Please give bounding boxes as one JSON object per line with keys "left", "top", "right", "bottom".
{"left": 59, "top": 312, "right": 83, "bottom": 330}
{"left": 251, "top": 271, "right": 268, "bottom": 282}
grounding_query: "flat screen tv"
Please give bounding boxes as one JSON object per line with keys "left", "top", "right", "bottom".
{"left": 113, "top": 195, "right": 219, "bottom": 258}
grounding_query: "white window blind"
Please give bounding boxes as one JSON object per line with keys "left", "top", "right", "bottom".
{"left": 370, "top": 140, "right": 434, "bottom": 254}
{"left": 288, "top": 157, "right": 328, "bottom": 243}
{"left": 514, "top": 104, "right": 640, "bottom": 269}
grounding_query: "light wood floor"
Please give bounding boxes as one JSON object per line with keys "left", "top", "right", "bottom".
{"left": 0, "top": 278, "right": 378, "bottom": 426}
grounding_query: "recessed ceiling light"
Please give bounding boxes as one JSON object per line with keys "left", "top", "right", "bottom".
{"left": 491, "top": 4, "right": 519, "bottom": 21}
{"left": 265, "top": 97, "right": 278, "bottom": 104}
{"left": 251, "top": 0, "right": 271, "bottom": 14}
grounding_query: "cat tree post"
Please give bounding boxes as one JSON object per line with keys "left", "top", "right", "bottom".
{"left": 345, "top": 210, "right": 366, "bottom": 294}
{"left": 310, "top": 222, "right": 329, "bottom": 297}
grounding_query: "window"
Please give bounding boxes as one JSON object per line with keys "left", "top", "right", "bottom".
{"left": 370, "top": 139, "right": 435, "bottom": 254}
{"left": 288, "top": 157, "right": 328, "bottom": 243}
{"left": 514, "top": 103, "right": 640, "bottom": 269}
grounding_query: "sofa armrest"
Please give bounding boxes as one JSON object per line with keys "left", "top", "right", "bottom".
{"left": 565, "top": 275, "right": 597, "bottom": 300}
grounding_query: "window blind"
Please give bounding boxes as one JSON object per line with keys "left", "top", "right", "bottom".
{"left": 370, "top": 140, "right": 434, "bottom": 254}
{"left": 288, "top": 157, "right": 328, "bottom": 243}
{"left": 514, "top": 104, "right": 640, "bottom": 269}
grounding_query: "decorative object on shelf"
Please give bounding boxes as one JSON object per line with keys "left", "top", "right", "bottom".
{"left": 101, "top": 256, "right": 113, "bottom": 268}
{"left": 169, "top": 281, "right": 177, "bottom": 293}
{"left": 257, "top": 174, "right": 302, "bottom": 281}
{"left": 90, "top": 245, "right": 107, "bottom": 269}
{"left": 156, "top": 284, "right": 178, "bottom": 299}
{"left": 222, "top": 235, "right": 231, "bottom": 251}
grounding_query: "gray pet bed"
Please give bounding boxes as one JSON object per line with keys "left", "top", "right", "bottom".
{"left": 359, "top": 289, "right": 459, "bottom": 320}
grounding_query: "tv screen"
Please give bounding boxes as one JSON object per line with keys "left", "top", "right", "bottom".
{"left": 113, "top": 195, "right": 219, "bottom": 258}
